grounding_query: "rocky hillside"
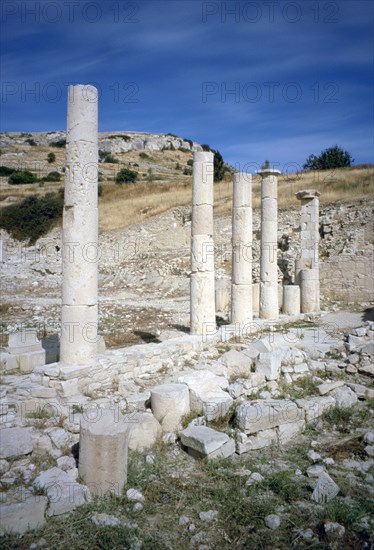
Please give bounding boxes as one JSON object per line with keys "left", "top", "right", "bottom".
{"left": 0, "top": 131, "right": 203, "bottom": 154}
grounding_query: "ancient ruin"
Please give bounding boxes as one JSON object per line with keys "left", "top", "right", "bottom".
{"left": 258, "top": 168, "right": 281, "bottom": 319}
{"left": 231, "top": 172, "right": 253, "bottom": 325}
{"left": 190, "top": 151, "right": 216, "bottom": 335}
{"left": 60, "top": 84, "right": 99, "bottom": 366}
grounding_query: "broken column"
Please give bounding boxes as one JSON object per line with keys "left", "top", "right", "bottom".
{"left": 231, "top": 172, "right": 253, "bottom": 325}
{"left": 295, "top": 189, "right": 320, "bottom": 312}
{"left": 151, "top": 383, "right": 190, "bottom": 432}
{"left": 79, "top": 408, "right": 129, "bottom": 496}
{"left": 282, "top": 285, "right": 301, "bottom": 316}
{"left": 60, "top": 85, "right": 99, "bottom": 365}
{"left": 258, "top": 169, "right": 281, "bottom": 319}
{"left": 190, "top": 151, "right": 216, "bottom": 334}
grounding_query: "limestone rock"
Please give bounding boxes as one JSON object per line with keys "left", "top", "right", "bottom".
{"left": 265, "top": 514, "right": 281, "bottom": 530}
{"left": 255, "top": 352, "right": 282, "bottom": 381}
{"left": 324, "top": 522, "right": 345, "bottom": 539}
{"left": 311, "top": 471, "right": 340, "bottom": 503}
{"left": 236, "top": 429, "right": 277, "bottom": 454}
{"left": 295, "top": 395, "right": 335, "bottom": 421}
{"left": 44, "top": 427, "right": 71, "bottom": 449}
{"left": 219, "top": 349, "right": 253, "bottom": 377}
{"left": 317, "top": 380, "right": 344, "bottom": 395}
{"left": 177, "top": 370, "right": 232, "bottom": 421}
{"left": 199, "top": 510, "right": 218, "bottom": 521}
{"left": 180, "top": 426, "right": 235, "bottom": 459}
{"left": 33, "top": 467, "right": 91, "bottom": 516}
{"left": 236, "top": 399, "right": 302, "bottom": 434}
{"left": 151, "top": 383, "right": 190, "bottom": 432}
{"left": 330, "top": 386, "right": 358, "bottom": 408}
{"left": 126, "top": 488, "right": 145, "bottom": 502}
{"left": 124, "top": 411, "right": 162, "bottom": 451}
{"left": 0, "top": 492, "right": 48, "bottom": 535}
{"left": 0, "top": 427, "right": 33, "bottom": 459}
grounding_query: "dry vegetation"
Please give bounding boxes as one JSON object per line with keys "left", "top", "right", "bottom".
{"left": 1, "top": 141, "right": 373, "bottom": 233}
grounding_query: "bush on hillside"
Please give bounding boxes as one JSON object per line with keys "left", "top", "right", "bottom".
{"left": 115, "top": 168, "right": 138, "bottom": 184}
{"left": 0, "top": 166, "right": 16, "bottom": 177}
{"left": 50, "top": 139, "right": 66, "bottom": 148}
{"left": 41, "top": 171, "right": 61, "bottom": 182}
{"left": 0, "top": 190, "right": 64, "bottom": 244}
{"left": 303, "top": 145, "right": 354, "bottom": 170}
{"left": 8, "top": 171, "right": 38, "bottom": 185}
{"left": 47, "top": 152, "right": 56, "bottom": 163}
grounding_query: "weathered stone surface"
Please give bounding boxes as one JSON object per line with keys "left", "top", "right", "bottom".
{"left": 151, "top": 383, "right": 190, "bottom": 432}
{"left": 31, "top": 431, "right": 53, "bottom": 455}
{"left": 358, "top": 364, "right": 374, "bottom": 377}
{"left": 317, "top": 380, "right": 345, "bottom": 395}
{"left": 265, "top": 514, "right": 281, "bottom": 530}
{"left": 277, "top": 418, "right": 305, "bottom": 444}
{"left": 236, "top": 400, "right": 301, "bottom": 434}
{"left": 311, "top": 471, "right": 340, "bottom": 503}
{"left": 330, "top": 386, "right": 358, "bottom": 408}
{"left": 180, "top": 426, "right": 235, "bottom": 459}
{"left": 236, "top": 428, "right": 277, "bottom": 454}
{"left": 45, "top": 427, "right": 71, "bottom": 449}
{"left": 0, "top": 492, "right": 48, "bottom": 535}
{"left": 0, "top": 427, "right": 33, "bottom": 459}
{"left": 347, "top": 383, "right": 374, "bottom": 399}
{"left": 255, "top": 352, "right": 282, "bottom": 380}
{"left": 123, "top": 411, "right": 162, "bottom": 451}
{"left": 295, "top": 396, "right": 336, "bottom": 422}
{"left": 219, "top": 349, "right": 253, "bottom": 377}
{"left": 125, "top": 391, "right": 151, "bottom": 412}
{"left": 34, "top": 467, "right": 90, "bottom": 516}
{"left": 177, "top": 370, "right": 232, "bottom": 421}
{"left": 79, "top": 408, "right": 129, "bottom": 496}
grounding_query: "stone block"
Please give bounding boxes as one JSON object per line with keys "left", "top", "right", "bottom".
{"left": 330, "top": 386, "right": 358, "bottom": 408}
{"left": 295, "top": 396, "right": 335, "bottom": 422}
{"left": 277, "top": 418, "right": 305, "bottom": 444}
{"left": 123, "top": 411, "right": 162, "bottom": 451}
{"left": 0, "top": 493, "right": 48, "bottom": 535}
{"left": 30, "top": 385, "right": 57, "bottom": 399}
{"left": 312, "top": 471, "right": 340, "bottom": 503}
{"left": 180, "top": 426, "right": 235, "bottom": 459}
{"left": 317, "top": 380, "right": 345, "bottom": 395}
{"left": 255, "top": 351, "right": 282, "bottom": 380}
{"left": 18, "top": 350, "right": 46, "bottom": 373}
{"left": 34, "top": 467, "right": 91, "bottom": 516}
{"left": 0, "top": 427, "right": 33, "bottom": 459}
{"left": 236, "top": 400, "right": 300, "bottom": 434}
{"left": 151, "top": 383, "right": 190, "bottom": 432}
{"left": 8, "top": 329, "right": 42, "bottom": 354}
{"left": 236, "top": 428, "right": 277, "bottom": 454}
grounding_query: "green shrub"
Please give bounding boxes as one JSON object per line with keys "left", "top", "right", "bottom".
{"left": 8, "top": 170, "right": 38, "bottom": 185}
{"left": 47, "top": 152, "right": 56, "bottom": 163}
{"left": 0, "top": 166, "right": 16, "bottom": 177}
{"left": 201, "top": 143, "right": 211, "bottom": 152}
{"left": 187, "top": 159, "right": 193, "bottom": 166}
{"left": 50, "top": 139, "right": 66, "bottom": 148}
{"left": 0, "top": 190, "right": 64, "bottom": 244}
{"left": 42, "top": 171, "right": 61, "bottom": 182}
{"left": 25, "top": 138, "right": 37, "bottom": 146}
{"left": 98, "top": 183, "right": 103, "bottom": 196}
{"left": 99, "top": 151, "right": 118, "bottom": 163}
{"left": 115, "top": 168, "right": 138, "bottom": 184}
{"left": 303, "top": 145, "right": 354, "bottom": 170}
{"left": 139, "top": 152, "right": 150, "bottom": 159}
{"left": 183, "top": 167, "right": 192, "bottom": 176}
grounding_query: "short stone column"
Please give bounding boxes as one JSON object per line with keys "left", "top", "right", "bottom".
{"left": 190, "top": 151, "right": 216, "bottom": 334}
{"left": 300, "top": 268, "right": 319, "bottom": 313}
{"left": 60, "top": 85, "right": 99, "bottom": 365}
{"left": 231, "top": 172, "right": 252, "bottom": 325}
{"left": 79, "top": 408, "right": 129, "bottom": 496}
{"left": 296, "top": 189, "right": 320, "bottom": 311}
{"left": 282, "top": 285, "right": 301, "bottom": 315}
{"left": 151, "top": 383, "right": 190, "bottom": 432}
{"left": 258, "top": 169, "right": 281, "bottom": 319}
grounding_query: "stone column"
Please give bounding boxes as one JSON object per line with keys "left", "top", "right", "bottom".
{"left": 60, "top": 85, "right": 99, "bottom": 365}
{"left": 282, "top": 285, "right": 301, "bottom": 315}
{"left": 295, "top": 189, "right": 320, "bottom": 312}
{"left": 79, "top": 409, "right": 129, "bottom": 496}
{"left": 190, "top": 151, "right": 216, "bottom": 334}
{"left": 300, "top": 268, "right": 319, "bottom": 313}
{"left": 258, "top": 169, "right": 281, "bottom": 319}
{"left": 231, "top": 172, "right": 252, "bottom": 325}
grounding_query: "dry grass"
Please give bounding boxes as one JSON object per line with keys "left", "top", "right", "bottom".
{"left": 1, "top": 138, "right": 373, "bottom": 232}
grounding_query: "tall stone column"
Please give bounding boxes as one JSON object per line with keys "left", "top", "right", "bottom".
{"left": 295, "top": 189, "right": 320, "bottom": 312}
{"left": 258, "top": 169, "right": 281, "bottom": 319}
{"left": 190, "top": 151, "right": 216, "bottom": 334}
{"left": 60, "top": 85, "right": 99, "bottom": 365}
{"left": 231, "top": 172, "right": 252, "bottom": 325}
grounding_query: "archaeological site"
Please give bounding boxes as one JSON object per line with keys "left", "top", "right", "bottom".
{"left": 0, "top": 85, "right": 373, "bottom": 548}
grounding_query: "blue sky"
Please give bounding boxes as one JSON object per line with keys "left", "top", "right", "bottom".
{"left": 1, "top": 0, "right": 373, "bottom": 170}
